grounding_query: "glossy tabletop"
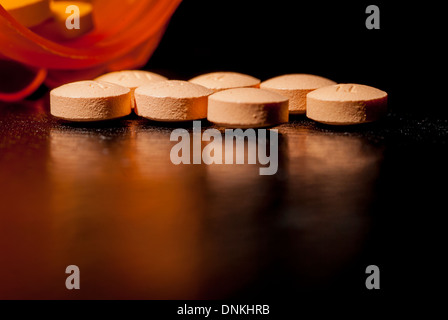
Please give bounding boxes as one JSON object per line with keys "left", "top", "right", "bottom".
{"left": 0, "top": 94, "right": 446, "bottom": 299}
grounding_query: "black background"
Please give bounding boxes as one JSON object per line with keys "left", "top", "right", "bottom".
{"left": 148, "top": 0, "right": 442, "bottom": 118}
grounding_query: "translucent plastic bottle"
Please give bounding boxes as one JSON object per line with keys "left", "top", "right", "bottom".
{"left": 0, "top": 0, "right": 181, "bottom": 101}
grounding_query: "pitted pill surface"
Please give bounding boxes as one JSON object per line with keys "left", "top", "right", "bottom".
{"left": 260, "top": 74, "right": 336, "bottom": 114}
{"left": 95, "top": 70, "right": 167, "bottom": 89}
{"left": 135, "top": 80, "right": 213, "bottom": 121}
{"left": 207, "top": 88, "right": 289, "bottom": 128}
{"left": 189, "top": 72, "right": 260, "bottom": 92}
{"left": 96, "top": 70, "right": 167, "bottom": 110}
{"left": 50, "top": 80, "right": 132, "bottom": 121}
{"left": 306, "top": 83, "right": 388, "bottom": 125}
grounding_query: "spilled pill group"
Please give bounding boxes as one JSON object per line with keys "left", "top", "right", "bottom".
{"left": 50, "top": 70, "right": 388, "bottom": 127}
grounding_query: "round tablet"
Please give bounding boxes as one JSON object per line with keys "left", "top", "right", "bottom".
{"left": 260, "top": 74, "right": 336, "bottom": 114}
{"left": 207, "top": 88, "right": 289, "bottom": 128}
{"left": 3, "top": 0, "right": 52, "bottom": 27}
{"left": 95, "top": 70, "right": 167, "bottom": 110}
{"left": 306, "top": 83, "right": 388, "bottom": 125}
{"left": 189, "top": 71, "right": 260, "bottom": 92}
{"left": 134, "top": 80, "right": 213, "bottom": 122}
{"left": 50, "top": 80, "right": 132, "bottom": 121}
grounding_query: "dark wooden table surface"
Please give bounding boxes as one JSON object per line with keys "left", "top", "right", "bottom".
{"left": 0, "top": 94, "right": 446, "bottom": 300}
